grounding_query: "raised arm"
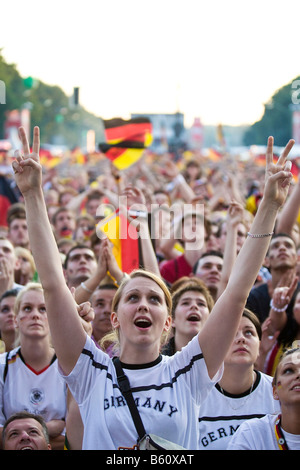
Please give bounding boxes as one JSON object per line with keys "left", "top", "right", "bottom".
{"left": 216, "top": 200, "right": 244, "bottom": 298}
{"left": 198, "top": 136, "right": 294, "bottom": 378}
{"left": 13, "top": 126, "right": 86, "bottom": 375}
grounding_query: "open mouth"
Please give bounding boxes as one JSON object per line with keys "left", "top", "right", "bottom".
{"left": 187, "top": 313, "right": 200, "bottom": 322}
{"left": 134, "top": 317, "right": 152, "bottom": 329}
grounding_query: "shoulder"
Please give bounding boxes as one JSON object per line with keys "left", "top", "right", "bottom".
{"left": 228, "top": 414, "right": 277, "bottom": 450}
{"left": 248, "top": 282, "right": 269, "bottom": 298}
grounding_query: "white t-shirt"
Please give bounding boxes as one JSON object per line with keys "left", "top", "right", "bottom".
{"left": 0, "top": 347, "right": 67, "bottom": 425}
{"left": 198, "top": 371, "right": 280, "bottom": 449}
{"left": 227, "top": 413, "right": 300, "bottom": 450}
{"left": 61, "top": 334, "right": 223, "bottom": 450}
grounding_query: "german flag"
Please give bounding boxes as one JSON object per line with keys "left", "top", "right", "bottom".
{"left": 96, "top": 209, "right": 142, "bottom": 274}
{"left": 99, "top": 117, "right": 152, "bottom": 170}
{"left": 207, "top": 148, "right": 222, "bottom": 161}
{"left": 0, "top": 175, "right": 19, "bottom": 226}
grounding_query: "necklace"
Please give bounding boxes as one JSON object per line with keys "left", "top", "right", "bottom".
{"left": 219, "top": 372, "right": 255, "bottom": 411}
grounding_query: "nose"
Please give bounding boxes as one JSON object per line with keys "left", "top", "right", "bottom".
{"left": 234, "top": 330, "right": 245, "bottom": 343}
{"left": 7, "top": 310, "right": 15, "bottom": 320}
{"left": 137, "top": 298, "right": 149, "bottom": 312}
{"left": 19, "top": 430, "right": 31, "bottom": 442}
{"left": 278, "top": 243, "right": 287, "bottom": 252}
{"left": 30, "top": 308, "right": 41, "bottom": 319}
{"left": 190, "top": 301, "right": 200, "bottom": 310}
{"left": 210, "top": 265, "right": 219, "bottom": 273}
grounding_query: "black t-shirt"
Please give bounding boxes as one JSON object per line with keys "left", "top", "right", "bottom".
{"left": 246, "top": 282, "right": 299, "bottom": 324}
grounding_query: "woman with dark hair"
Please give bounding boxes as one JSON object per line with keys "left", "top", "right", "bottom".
{"left": 198, "top": 309, "right": 280, "bottom": 450}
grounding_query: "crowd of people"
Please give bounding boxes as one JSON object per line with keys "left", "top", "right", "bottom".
{"left": 0, "top": 124, "right": 299, "bottom": 450}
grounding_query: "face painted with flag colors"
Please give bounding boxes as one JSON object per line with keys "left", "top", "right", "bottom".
{"left": 273, "top": 349, "right": 300, "bottom": 405}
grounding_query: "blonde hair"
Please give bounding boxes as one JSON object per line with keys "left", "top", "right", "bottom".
{"left": 101, "top": 269, "right": 172, "bottom": 352}
{"left": 15, "top": 247, "right": 36, "bottom": 273}
{"left": 14, "top": 282, "right": 44, "bottom": 316}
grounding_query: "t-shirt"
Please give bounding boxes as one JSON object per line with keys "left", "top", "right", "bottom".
{"left": 160, "top": 254, "right": 192, "bottom": 284}
{"left": 198, "top": 371, "right": 280, "bottom": 449}
{"left": 0, "top": 347, "right": 67, "bottom": 425}
{"left": 227, "top": 413, "right": 300, "bottom": 450}
{"left": 246, "top": 282, "right": 300, "bottom": 324}
{"left": 61, "top": 334, "right": 223, "bottom": 450}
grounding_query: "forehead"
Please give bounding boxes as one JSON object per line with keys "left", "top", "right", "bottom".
{"left": 198, "top": 256, "right": 223, "bottom": 267}
{"left": 123, "top": 276, "right": 165, "bottom": 295}
{"left": 0, "top": 296, "right": 16, "bottom": 307}
{"left": 20, "top": 289, "right": 44, "bottom": 303}
{"left": 68, "top": 248, "right": 95, "bottom": 259}
{"left": 269, "top": 236, "right": 295, "bottom": 249}
{"left": 10, "top": 218, "right": 27, "bottom": 227}
{"left": 57, "top": 210, "right": 72, "bottom": 217}
{"left": 239, "top": 316, "right": 257, "bottom": 330}
{"left": 279, "top": 351, "right": 300, "bottom": 371}
{"left": 179, "top": 290, "right": 207, "bottom": 301}
{"left": 7, "top": 418, "right": 42, "bottom": 433}
{"left": 92, "top": 288, "right": 116, "bottom": 301}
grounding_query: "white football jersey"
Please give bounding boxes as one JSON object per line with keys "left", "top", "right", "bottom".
{"left": 0, "top": 347, "right": 67, "bottom": 425}
{"left": 228, "top": 413, "right": 300, "bottom": 450}
{"left": 62, "top": 334, "right": 223, "bottom": 450}
{"left": 198, "top": 371, "right": 280, "bottom": 450}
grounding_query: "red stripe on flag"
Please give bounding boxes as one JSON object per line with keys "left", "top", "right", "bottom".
{"left": 105, "top": 122, "right": 152, "bottom": 142}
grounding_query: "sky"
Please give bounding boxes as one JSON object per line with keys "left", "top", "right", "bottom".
{"left": 1, "top": 0, "right": 300, "bottom": 128}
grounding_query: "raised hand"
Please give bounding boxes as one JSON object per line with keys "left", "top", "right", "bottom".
{"left": 264, "top": 136, "right": 294, "bottom": 207}
{"left": 12, "top": 126, "right": 42, "bottom": 194}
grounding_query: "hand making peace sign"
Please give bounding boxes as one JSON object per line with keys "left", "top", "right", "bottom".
{"left": 12, "top": 126, "right": 42, "bottom": 195}
{"left": 264, "top": 136, "right": 294, "bottom": 208}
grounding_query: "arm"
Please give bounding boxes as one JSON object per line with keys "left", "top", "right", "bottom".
{"left": 275, "top": 178, "right": 300, "bottom": 240}
{"left": 13, "top": 127, "right": 86, "bottom": 375}
{"left": 198, "top": 136, "right": 294, "bottom": 378}
{"left": 217, "top": 200, "right": 244, "bottom": 298}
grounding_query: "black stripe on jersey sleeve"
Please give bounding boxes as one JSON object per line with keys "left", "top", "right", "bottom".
{"left": 130, "top": 352, "right": 204, "bottom": 393}
{"left": 82, "top": 348, "right": 204, "bottom": 392}
{"left": 198, "top": 413, "right": 265, "bottom": 422}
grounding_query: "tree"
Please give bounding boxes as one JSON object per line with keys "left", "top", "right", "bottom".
{"left": 0, "top": 51, "right": 103, "bottom": 147}
{"left": 243, "top": 76, "right": 300, "bottom": 146}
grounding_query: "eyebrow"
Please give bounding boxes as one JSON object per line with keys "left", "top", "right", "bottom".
{"left": 69, "top": 252, "right": 94, "bottom": 259}
{"left": 8, "top": 425, "right": 40, "bottom": 436}
{"left": 125, "top": 287, "right": 163, "bottom": 297}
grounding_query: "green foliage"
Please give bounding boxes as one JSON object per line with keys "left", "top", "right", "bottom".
{"left": 243, "top": 77, "right": 300, "bottom": 146}
{"left": 0, "top": 50, "right": 103, "bottom": 147}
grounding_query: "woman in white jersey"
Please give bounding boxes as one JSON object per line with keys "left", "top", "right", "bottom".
{"left": 198, "top": 309, "right": 280, "bottom": 449}
{"left": 0, "top": 283, "right": 67, "bottom": 450}
{"left": 228, "top": 346, "right": 300, "bottom": 450}
{"left": 12, "top": 126, "right": 294, "bottom": 449}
